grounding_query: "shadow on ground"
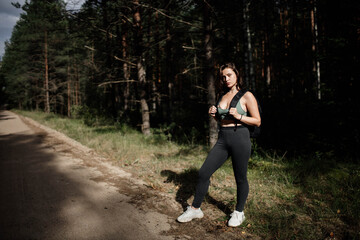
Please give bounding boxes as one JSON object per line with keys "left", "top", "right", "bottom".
{"left": 161, "top": 169, "right": 233, "bottom": 215}
{"left": 0, "top": 127, "right": 168, "bottom": 240}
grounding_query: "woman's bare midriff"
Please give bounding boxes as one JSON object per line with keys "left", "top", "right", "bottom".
{"left": 220, "top": 119, "right": 243, "bottom": 127}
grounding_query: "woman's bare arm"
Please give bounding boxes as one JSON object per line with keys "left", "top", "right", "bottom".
{"left": 229, "top": 92, "right": 261, "bottom": 127}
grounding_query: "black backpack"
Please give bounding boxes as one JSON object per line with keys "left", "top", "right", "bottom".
{"left": 218, "top": 90, "right": 262, "bottom": 138}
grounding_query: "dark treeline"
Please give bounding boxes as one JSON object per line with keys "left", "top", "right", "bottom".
{"left": 0, "top": 0, "right": 359, "bottom": 161}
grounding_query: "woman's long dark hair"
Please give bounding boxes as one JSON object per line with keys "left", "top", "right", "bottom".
{"left": 216, "top": 63, "right": 245, "bottom": 97}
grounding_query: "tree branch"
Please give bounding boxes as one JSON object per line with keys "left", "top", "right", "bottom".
{"left": 132, "top": 2, "right": 200, "bottom": 28}
{"left": 84, "top": 45, "right": 136, "bottom": 66}
{"left": 113, "top": 56, "right": 137, "bottom": 66}
{"left": 98, "top": 80, "right": 137, "bottom": 87}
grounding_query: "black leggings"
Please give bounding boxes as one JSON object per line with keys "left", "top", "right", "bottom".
{"left": 192, "top": 126, "right": 251, "bottom": 212}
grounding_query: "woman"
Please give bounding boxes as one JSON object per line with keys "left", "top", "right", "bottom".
{"left": 177, "top": 63, "right": 261, "bottom": 227}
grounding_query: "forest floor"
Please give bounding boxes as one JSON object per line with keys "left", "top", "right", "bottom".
{"left": 2, "top": 110, "right": 359, "bottom": 240}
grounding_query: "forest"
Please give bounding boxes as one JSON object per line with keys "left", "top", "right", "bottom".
{"left": 0, "top": 0, "right": 359, "bottom": 160}
{"left": 1, "top": 0, "right": 360, "bottom": 238}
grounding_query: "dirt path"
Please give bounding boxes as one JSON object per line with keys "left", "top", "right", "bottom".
{"left": 0, "top": 110, "right": 178, "bottom": 240}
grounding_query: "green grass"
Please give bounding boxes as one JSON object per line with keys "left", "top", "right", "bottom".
{"left": 15, "top": 110, "right": 360, "bottom": 240}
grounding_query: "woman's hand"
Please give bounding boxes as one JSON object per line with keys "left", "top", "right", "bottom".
{"left": 209, "top": 105, "right": 217, "bottom": 117}
{"left": 229, "top": 107, "right": 241, "bottom": 120}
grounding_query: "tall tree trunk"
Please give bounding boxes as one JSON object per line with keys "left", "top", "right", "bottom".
{"left": 204, "top": 2, "right": 217, "bottom": 147}
{"left": 102, "top": 0, "right": 117, "bottom": 119}
{"left": 264, "top": 0, "right": 272, "bottom": 98}
{"left": 243, "top": 0, "right": 255, "bottom": 90}
{"left": 44, "top": 30, "right": 50, "bottom": 113}
{"left": 279, "top": 1, "right": 292, "bottom": 97}
{"left": 35, "top": 78, "right": 39, "bottom": 111}
{"left": 138, "top": 60, "right": 150, "bottom": 135}
{"left": 165, "top": 5, "right": 173, "bottom": 122}
{"left": 283, "top": 8, "right": 290, "bottom": 52}
{"left": 121, "top": 27, "right": 130, "bottom": 111}
{"left": 133, "top": 0, "right": 151, "bottom": 135}
{"left": 147, "top": 11, "right": 162, "bottom": 120}
{"left": 152, "top": 11, "right": 160, "bottom": 112}
{"left": 191, "top": 36, "right": 198, "bottom": 88}
{"left": 67, "top": 64, "right": 71, "bottom": 117}
{"left": 75, "top": 63, "right": 80, "bottom": 105}
{"left": 145, "top": 9, "right": 157, "bottom": 113}
{"left": 311, "top": 0, "right": 321, "bottom": 100}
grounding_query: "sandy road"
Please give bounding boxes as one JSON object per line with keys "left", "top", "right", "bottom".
{"left": 0, "top": 111, "right": 175, "bottom": 240}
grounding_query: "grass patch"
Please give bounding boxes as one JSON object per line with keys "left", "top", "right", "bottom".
{"left": 15, "top": 110, "right": 360, "bottom": 240}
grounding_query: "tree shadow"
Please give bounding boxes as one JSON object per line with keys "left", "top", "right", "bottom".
{"left": 0, "top": 111, "right": 16, "bottom": 121}
{"left": 161, "top": 169, "right": 233, "bottom": 215}
{"left": 0, "top": 130, "right": 166, "bottom": 239}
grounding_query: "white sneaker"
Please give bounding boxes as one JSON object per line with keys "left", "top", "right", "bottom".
{"left": 177, "top": 206, "right": 204, "bottom": 223}
{"left": 228, "top": 210, "right": 245, "bottom": 227}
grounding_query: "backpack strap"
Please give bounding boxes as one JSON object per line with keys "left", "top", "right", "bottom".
{"left": 229, "top": 90, "right": 247, "bottom": 109}
{"left": 229, "top": 90, "right": 247, "bottom": 131}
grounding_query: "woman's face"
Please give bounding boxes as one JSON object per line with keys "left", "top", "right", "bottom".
{"left": 222, "top": 68, "right": 237, "bottom": 89}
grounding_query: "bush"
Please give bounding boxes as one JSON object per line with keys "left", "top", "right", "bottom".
{"left": 70, "top": 105, "right": 113, "bottom": 127}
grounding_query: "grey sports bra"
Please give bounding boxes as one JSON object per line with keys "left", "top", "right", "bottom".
{"left": 217, "top": 97, "right": 247, "bottom": 120}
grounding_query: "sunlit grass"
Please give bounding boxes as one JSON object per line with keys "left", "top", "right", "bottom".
{"left": 15, "top": 110, "right": 360, "bottom": 240}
